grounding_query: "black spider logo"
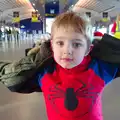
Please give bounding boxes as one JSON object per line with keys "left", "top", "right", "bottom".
{"left": 47, "top": 80, "right": 100, "bottom": 119}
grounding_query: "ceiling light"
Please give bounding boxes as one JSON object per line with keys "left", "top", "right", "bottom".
{"left": 32, "top": 3, "right": 35, "bottom": 6}
{"left": 53, "top": 1, "right": 56, "bottom": 4}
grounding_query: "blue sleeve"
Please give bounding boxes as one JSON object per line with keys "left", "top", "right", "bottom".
{"left": 37, "top": 60, "right": 56, "bottom": 87}
{"left": 89, "top": 59, "right": 119, "bottom": 85}
{"left": 37, "top": 68, "right": 47, "bottom": 87}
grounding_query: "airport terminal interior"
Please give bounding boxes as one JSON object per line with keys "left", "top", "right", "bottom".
{"left": 1, "top": 0, "right": 120, "bottom": 120}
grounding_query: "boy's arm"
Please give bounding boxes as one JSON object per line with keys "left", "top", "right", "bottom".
{"left": 90, "top": 34, "right": 120, "bottom": 78}
{"left": 0, "top": 41, "right": 52, "bottom": 93}
{"left": 13, "top": 56, "right": 54, "bottom": 93}
{"left": 0, "top": 55, "right": 39, "bottom": 93}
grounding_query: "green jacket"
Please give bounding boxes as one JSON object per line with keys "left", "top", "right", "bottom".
{"left": 0, "top": 41, "right": 52, "bottom": 93}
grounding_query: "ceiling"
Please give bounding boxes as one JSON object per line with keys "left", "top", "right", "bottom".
{"left": 0, "top": 0, "right": 120, "bottom": 25}
{"left": 0, "top": 0, "right": 75, "bottom": 24}
{"left": 73, "top": 0, "right": 120, "bottom": 23}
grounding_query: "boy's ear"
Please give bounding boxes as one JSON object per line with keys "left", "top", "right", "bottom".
{"left": 90, "top": 44, "right": 94, "bottom": 51}
{"left": 85, "top": 44, "right": 93, "bottom": 56}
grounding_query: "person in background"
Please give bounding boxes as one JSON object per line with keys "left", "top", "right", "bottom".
{"left": 111, "top": 14, "right": 120, "bottom": 39}
{"left": 8, "top": 28, "right": 12, "bottom": 40}
{"left": 12, "top": 28, "right": 17, "bottom": 40}
{"left": 0, "top": 29, "right": 2, "bottom": 40}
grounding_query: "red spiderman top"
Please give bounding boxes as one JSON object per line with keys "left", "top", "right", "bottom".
{"left": 37, "top": 54, "right": 118, "bottom": 120}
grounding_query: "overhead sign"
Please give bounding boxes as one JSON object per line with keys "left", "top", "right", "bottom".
{"left": 103, "top": 12, "right": 108, "bottom": 18}
{"left": 13, "top": 11, "right": 20, "bottom": 23}
{"left": 86, "top": 12, "right": 91, "bottom": 18}
{"left": 31, "top": 11, "right": 40, "bottom": 22}
{"left": 45, "top": 1, "right": 59, "bottom": 17}
{"left": 102, "top": 12, "right": 110, "bottom": 22}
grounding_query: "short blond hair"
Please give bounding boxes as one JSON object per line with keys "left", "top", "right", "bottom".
{"left": 51, "top": 11, "right": 93, "bottom": 43}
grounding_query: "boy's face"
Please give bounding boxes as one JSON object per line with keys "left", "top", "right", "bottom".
{"left": 51, "top": 28, "right": 88, "bottom": 69}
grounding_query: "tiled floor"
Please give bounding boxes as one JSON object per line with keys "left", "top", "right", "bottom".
{"left": 0, "top": 38, "right": 33, "bottom": 61}
{"left": 0, "top": 39, "right": 120, "bottom": 120}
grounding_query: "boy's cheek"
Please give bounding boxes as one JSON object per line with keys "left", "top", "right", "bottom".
{"left": 53, "top": 52, "right": 59, "bottom": 61}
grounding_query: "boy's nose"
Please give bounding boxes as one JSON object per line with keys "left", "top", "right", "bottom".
{"left": 63, "top": 45, "right": 72, "bottom": 55}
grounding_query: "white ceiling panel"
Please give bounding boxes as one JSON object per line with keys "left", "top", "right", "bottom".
{"left": 74, "top": 0, "right": 120, "bottom": 17}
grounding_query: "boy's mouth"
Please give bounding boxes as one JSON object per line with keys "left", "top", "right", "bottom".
{"left": 61, "top": 58, "right": 73, "bottom": 62}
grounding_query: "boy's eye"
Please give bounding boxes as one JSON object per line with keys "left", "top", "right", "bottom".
{"left": 72, "top": 43, "right": 82, "bottom": 48}
{"left": 56, "top": 41, "right": 64, "bottom": 46}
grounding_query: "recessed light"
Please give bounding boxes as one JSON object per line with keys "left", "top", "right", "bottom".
{"left": 32, "top": 3, "right": 35, "bottom": 6}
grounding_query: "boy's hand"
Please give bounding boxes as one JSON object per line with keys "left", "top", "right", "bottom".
{"left": 27, "top": 46, "right": 40, "bottom": 56}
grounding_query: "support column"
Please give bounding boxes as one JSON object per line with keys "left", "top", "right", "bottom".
{"left": 42, "top": 17, "right": 46, "bottom": 34}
